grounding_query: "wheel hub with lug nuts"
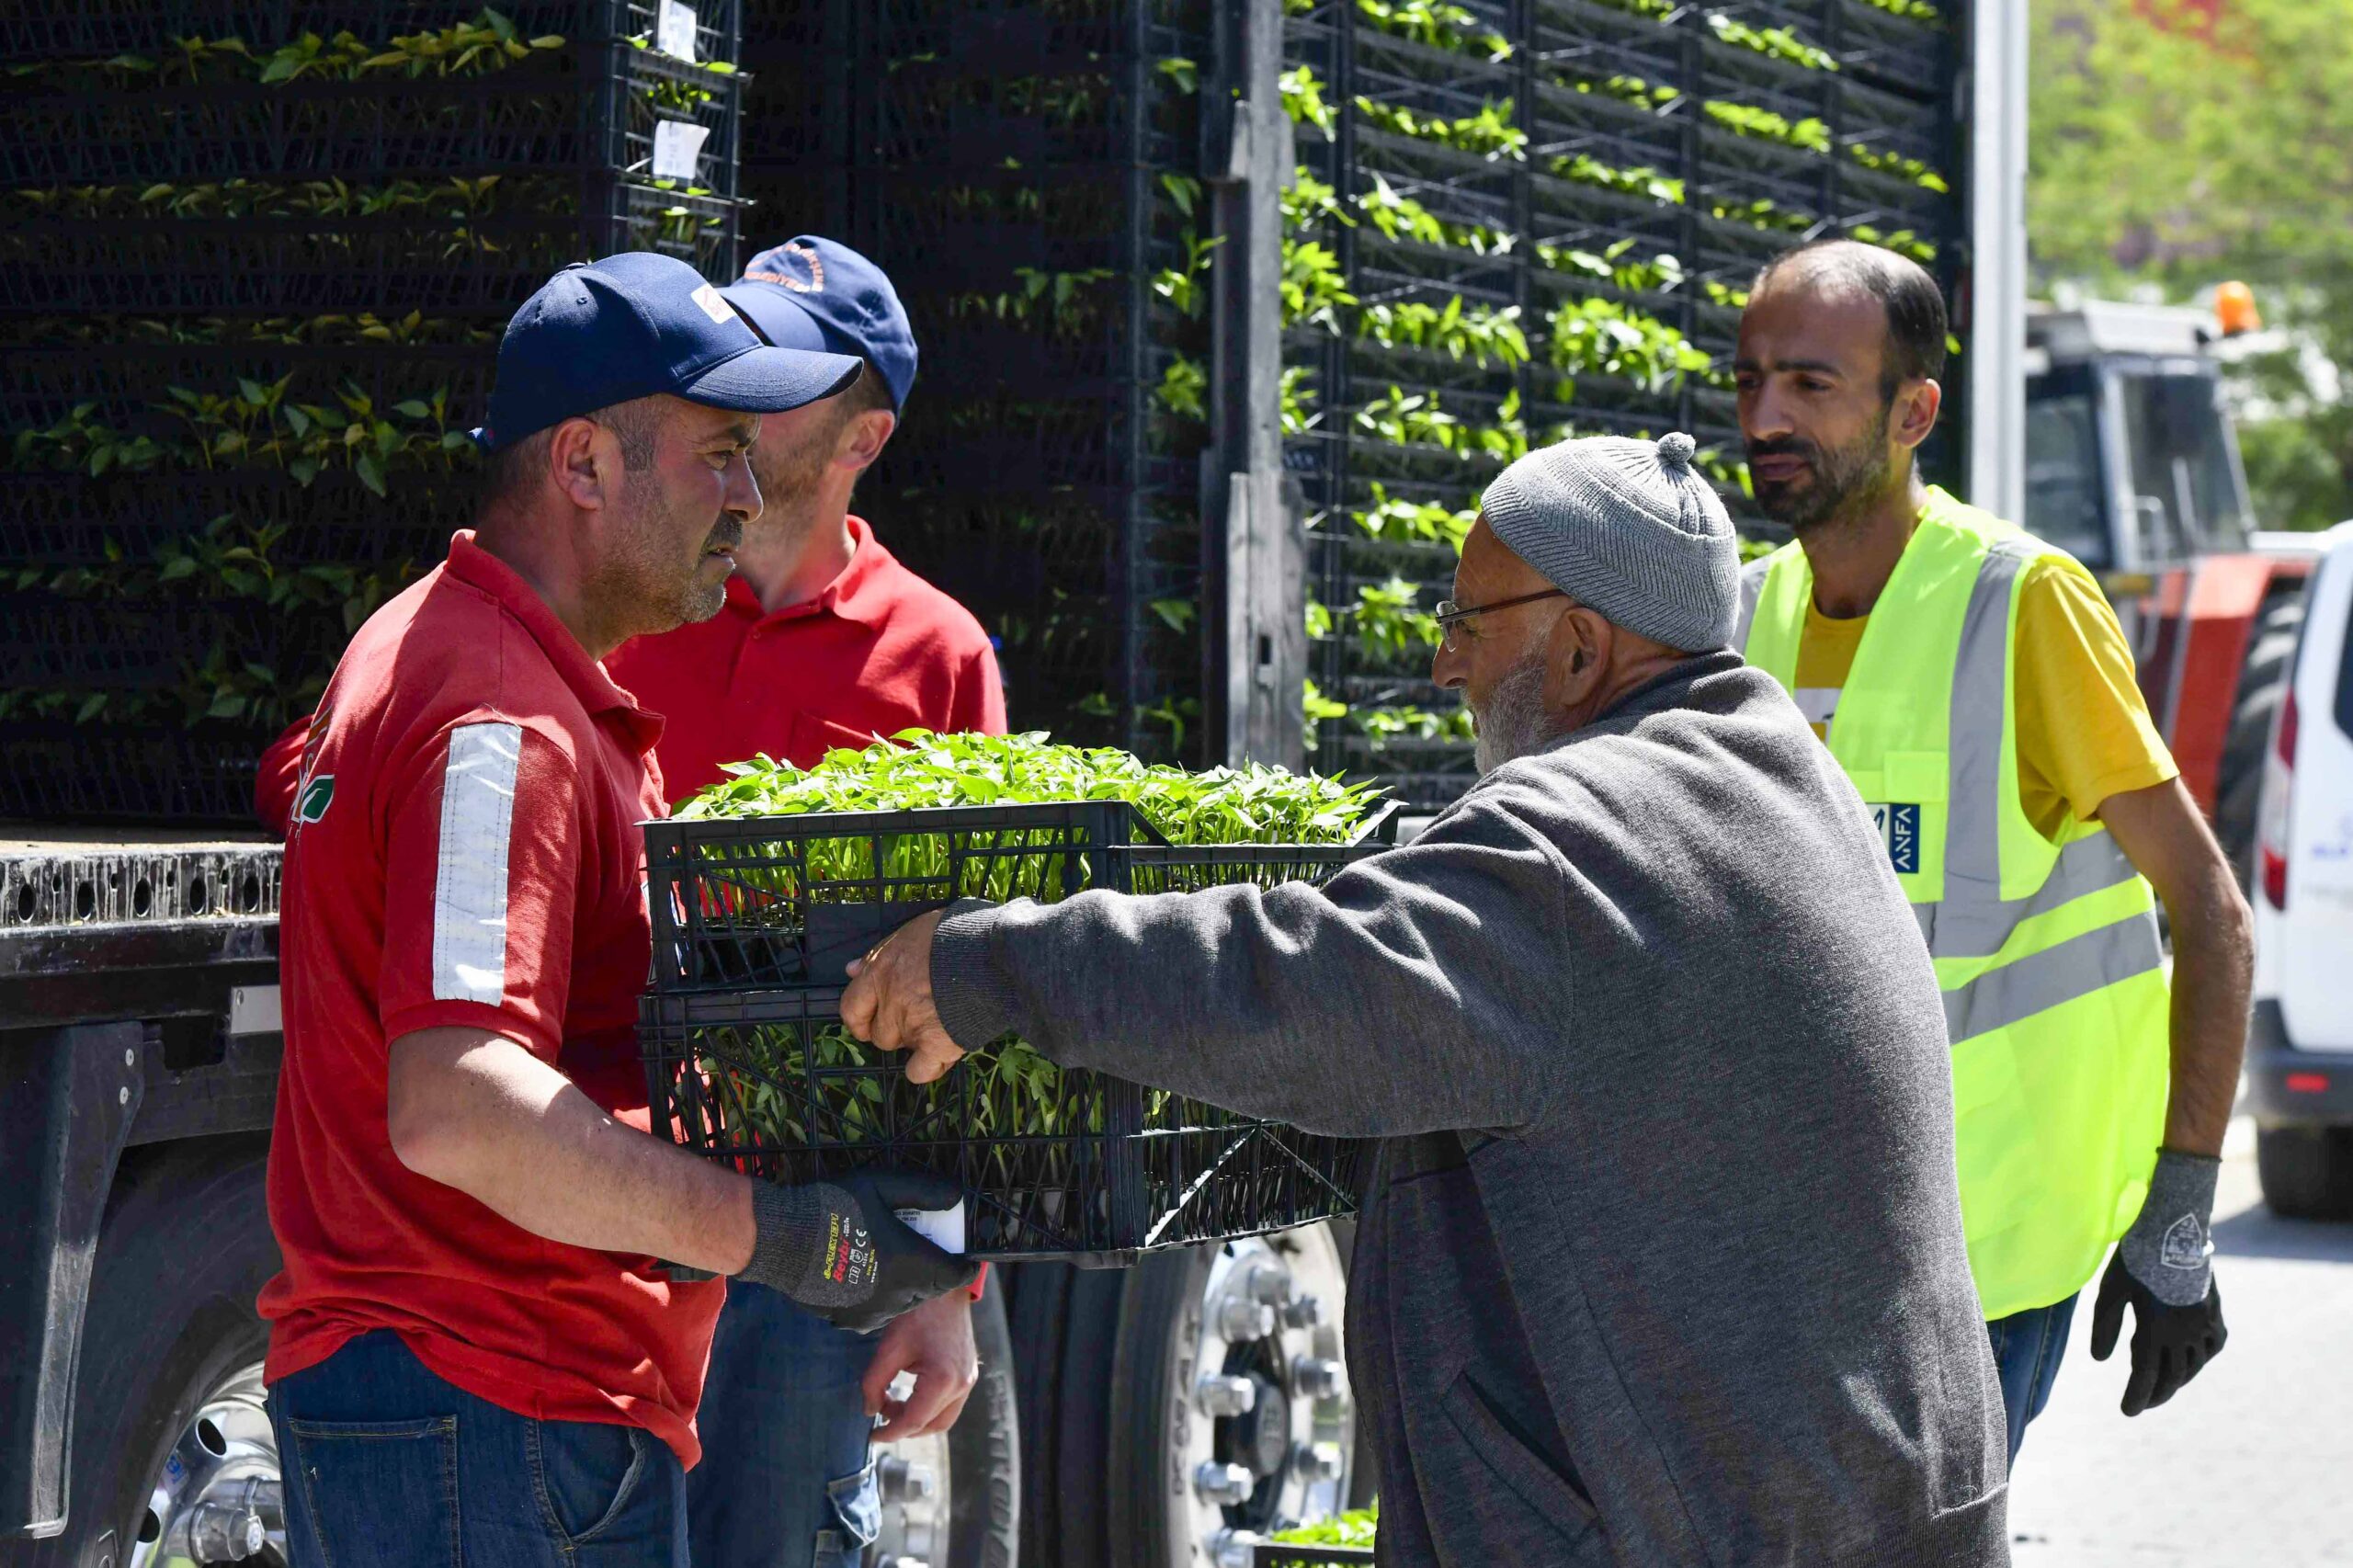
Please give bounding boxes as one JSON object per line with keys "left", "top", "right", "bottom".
{"left": 868, "top": 1375, "right": 949, "bottom": 1568}
{"left": 131, "top": 1363, "right": 285, "bottom": 1568}
{"left": 1174, "top": 1228, "right": 1357, "bottom": 1562}
{"left": 129, "top": 1364, "right": 962, "bottom": 1568}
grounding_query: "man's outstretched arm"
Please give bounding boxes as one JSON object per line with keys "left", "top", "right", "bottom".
{"left": 388, "top": 1026, "right": 976, "bottom": 1327}
{"left": 845, "top": 787, "right": 1577, "bottom": 1139}
{"left": 388, "top": 1025, "right": 757, "bottom": 1271}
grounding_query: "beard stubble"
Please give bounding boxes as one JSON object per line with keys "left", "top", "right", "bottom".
{"left": 1750, "top": 401, "right": 1895, "bottom": 536}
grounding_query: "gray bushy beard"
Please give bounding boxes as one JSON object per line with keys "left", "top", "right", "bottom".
{"left": 1472, "top": 651, "right": 1558, "bottom": 775}
{"left": 1749, "top": 400, "right": 1894, "bottom": 535}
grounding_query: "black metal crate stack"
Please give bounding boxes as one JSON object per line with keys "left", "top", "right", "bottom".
{"left": 1251, "top": 1544, "right": 1375, "bottom": 1566}
{"left": 1284, "top": 0, "right": 1964, "bottom": 809}
{"left": 639, "top": 799, "right": 1393, "bottom": 1261}
{"left": 1, "top": 0, "right": 749, "bottom": 823}
{"left": 736, "top": 0, "right": 1218, "bottom": 764}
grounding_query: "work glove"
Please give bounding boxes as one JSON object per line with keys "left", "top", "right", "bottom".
{"left": 2089, "top": 1148, "right": 2228, "bottom": 1416}
{"left": 739, "top": 1169, "right": 980, "bottom": 1335}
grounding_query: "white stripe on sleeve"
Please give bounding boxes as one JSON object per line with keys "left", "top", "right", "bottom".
{"left": 432, "top": 721, "right": 524, "bottom": 1004}
{"left": 1792, "top": 687, "right": 1841, "bottom": 726}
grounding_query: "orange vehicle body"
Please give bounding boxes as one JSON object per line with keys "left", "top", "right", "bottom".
{"left": 2135, "top": 552, "right": 2313, "bottom": 817}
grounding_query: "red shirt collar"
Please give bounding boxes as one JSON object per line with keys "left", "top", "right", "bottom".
{"left": 444, "top": 531, "right": 664, "bottom": 750}
{"left": 725, "top": 515, "right": 898, "bottom": 628}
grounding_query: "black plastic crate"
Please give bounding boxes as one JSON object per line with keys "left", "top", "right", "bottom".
{"left": 0, "top": 591, "right": 358, "bottom": 696}
{"left": 0, "top": 1, "right": 644, "bottom": 62}
{"left": 642, "top": 798, "right": 1397, "bottom": 994}
{"left": 1252, "top": 1545, "right": 1374, "bottom": 1567}
{"left": 0, "top": 44, "right": 740, "bottom": 188}
{"left": 0, "top": 343, "right": 497, "bottom": 430}
{"left": 641, "top": 985, "right": 1375, "bottom": 1261}
{"left": 639, "top": 798, "right": 1396, "bottom": 1261}
{"left": 0, "top": 211, "right": 592, "bottom": 321}
{"left": 0, "top": 724, "right": 273, "bottom": 824}
{"left": 1286, "top": 0, "right": 1962, "bottom": 800}
{"left": 0, "top": 472, "right": 463, "bottom": 571}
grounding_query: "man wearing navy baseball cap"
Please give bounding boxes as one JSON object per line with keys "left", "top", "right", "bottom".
{"left": 608, "top": 237, "right": 1006, "bottom": 1568}
{"left": 257, "top": 252, "right": 977, "bottom": 1568}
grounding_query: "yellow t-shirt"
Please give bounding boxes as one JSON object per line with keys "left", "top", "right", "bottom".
{"left": 1793, "top": 553, "right": 2178, "bottom": 841}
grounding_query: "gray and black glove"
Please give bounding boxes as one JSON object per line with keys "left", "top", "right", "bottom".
{"left": 739, "top": 1169, "right": 980, "bottom": 1335}
{"left": 2090, "top": 1148, "right": 2228, "bottom": 1416}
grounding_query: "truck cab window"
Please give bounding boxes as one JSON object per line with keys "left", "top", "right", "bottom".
{"left": 2024, "top": 387, "right": 2110, "bottom": 568}
{"left": 2117, "top": 367, "right": 2253, "bottom": 564}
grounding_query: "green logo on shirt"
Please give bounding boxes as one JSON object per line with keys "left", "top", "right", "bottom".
{"left": 296, "top": 774, "right": 336, "bottom": 824}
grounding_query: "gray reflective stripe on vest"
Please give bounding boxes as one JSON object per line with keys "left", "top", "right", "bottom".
{"left": 1920, "top": 540, "right": 2148, "bottom": 969}
{"left": 1926, "top": 832, "right": 2144, "bottom": 960}
{"left": 1944, "top": 905, "right": 2165, "bottom": 1043}
{"left": 1733, "top": 557, "right": 1771, "bottom": 652}
{"left": 1942, "top": 542, "right": 2032, "bottom": 890}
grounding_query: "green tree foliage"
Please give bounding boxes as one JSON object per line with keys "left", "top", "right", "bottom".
{"left": 2029, "top": 0, "right": 2353, "bottom": 528}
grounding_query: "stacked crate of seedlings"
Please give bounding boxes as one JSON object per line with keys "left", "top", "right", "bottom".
{"left": 639, "top": 732, "right": 1396, "bottom": 1262}
{"left": 1281, "top": 0, "right": 1961, "bottom": 809}
{"left": 735, "top": 0, "right": 1219, "bottom": 764}
{"left": 0, "top": 0, "right": 749, "bottom": 822}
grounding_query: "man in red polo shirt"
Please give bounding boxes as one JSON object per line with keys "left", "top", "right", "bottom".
{"left": 258, "top": 253, "right": 975, "bottom": 1568}
{"left": 605, "top": 236, "right": 1004, "bottom": 1568}
{"left": 608, "top": 236, "right": 1001, "bottom": 796}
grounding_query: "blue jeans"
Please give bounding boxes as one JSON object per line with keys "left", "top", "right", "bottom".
{"left": 1985, "top": 1291, "right": 2079, "bottom": 1463}
{"left": 267, "top": 1330, "right": 688, "bottom": 1567}
{"left": 688, "top": 1281, "right": 881, "bottom": 1568}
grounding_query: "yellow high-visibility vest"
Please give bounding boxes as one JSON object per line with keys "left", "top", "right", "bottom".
{"left": 1737, "top": 486, "right": 2170, "bottom": 1319}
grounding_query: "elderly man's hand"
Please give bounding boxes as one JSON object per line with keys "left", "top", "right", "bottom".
{"left": 843, "top": 909, "right": 966, "bottom": 1085}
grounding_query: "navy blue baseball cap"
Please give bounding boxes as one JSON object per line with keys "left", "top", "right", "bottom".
{"left": 722, "top": 237, "right": 918, "bottom": 409}
{"left": 474, "top": 252, "right": 863, "bottom": 451}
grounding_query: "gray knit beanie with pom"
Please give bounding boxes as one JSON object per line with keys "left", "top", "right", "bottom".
{"left": 1479, "top": 431, "right": 1739, "bottom": 653}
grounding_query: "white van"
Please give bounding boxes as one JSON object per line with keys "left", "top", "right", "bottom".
{"left": 2248, "top": 519, "right": 2353, "bottom": 1219}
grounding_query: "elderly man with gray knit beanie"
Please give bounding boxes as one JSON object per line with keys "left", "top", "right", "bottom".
{"left": 843, "top": 433, "right": 2010, "bottom": 1566}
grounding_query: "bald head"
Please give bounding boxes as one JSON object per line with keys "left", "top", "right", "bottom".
{"left": 1751, "top": 239, "right": 1948, "bottom": 399}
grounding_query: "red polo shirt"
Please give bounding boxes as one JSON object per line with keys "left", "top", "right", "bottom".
{"left": 606, "top": 515, "right": 1005, "bottom": 802}
{"left": 257, "top": 531, "right": 725, "bottom": 1468}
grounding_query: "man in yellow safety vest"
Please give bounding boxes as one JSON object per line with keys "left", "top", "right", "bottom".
{"left": 1732, "top": 239, "right": 2251, "bottom": 1460}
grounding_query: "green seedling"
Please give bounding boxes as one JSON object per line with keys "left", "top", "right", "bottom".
{"left": 1707, "top": 15, "right": 1839, "bottom": 72}
{"left": 1353, "top": 95, "right": 1527, "bottom": 162}
{"left": 1356, "top": 299, "right": 1529, "bottom": 369}
{"left": 674, "top": 733, "right": 1386, "bottom": 1151}
{"left": 1273, "top": 1505, "right": 1379, "bottom": 1547}
{"left": 1356, "top": 0, "right": 1513, "bottom": 61}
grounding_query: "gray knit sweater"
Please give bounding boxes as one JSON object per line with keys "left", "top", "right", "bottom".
{"left": 933, "top": 653, "right": 2009, "bottom": 1567}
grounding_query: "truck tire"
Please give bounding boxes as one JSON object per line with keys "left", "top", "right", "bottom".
{"left": 871, "top": 1270, "right": 1021, "bottom": 1568}
{"left": 2256, "top": 1124, "right": 2353, "bottom": 1221}
{"left": 944, "top": 1275, "right": 1021, "bottom": 1568}
{"left": 1022, "top": 1227, "right": 1349, "bottom": 1568}
{"left": 1004, "top": 1261, "right": 1072, "bottom": 1568}
{"left": 2214, "top": 595, "right": 2303, "bottom": 882}
{"left": 23, "top": 1135, "right": 283, "bottom": 1568}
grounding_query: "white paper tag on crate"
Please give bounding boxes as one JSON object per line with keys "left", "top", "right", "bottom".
{"left": 895, "top": 1201, "right": 967, "bottom": 1256}
{"left": 656, "top": 0, "right": 699, "bottom": 62}
{"left": 652, "top": 119, "right": 711, "bottom": 182}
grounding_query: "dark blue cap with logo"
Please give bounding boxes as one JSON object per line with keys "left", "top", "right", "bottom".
{"left": 722, "top": 237, "right": 918, "bottom": 410}
{"left": 474, "top": 252, "right": 864, "bottom": 451}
